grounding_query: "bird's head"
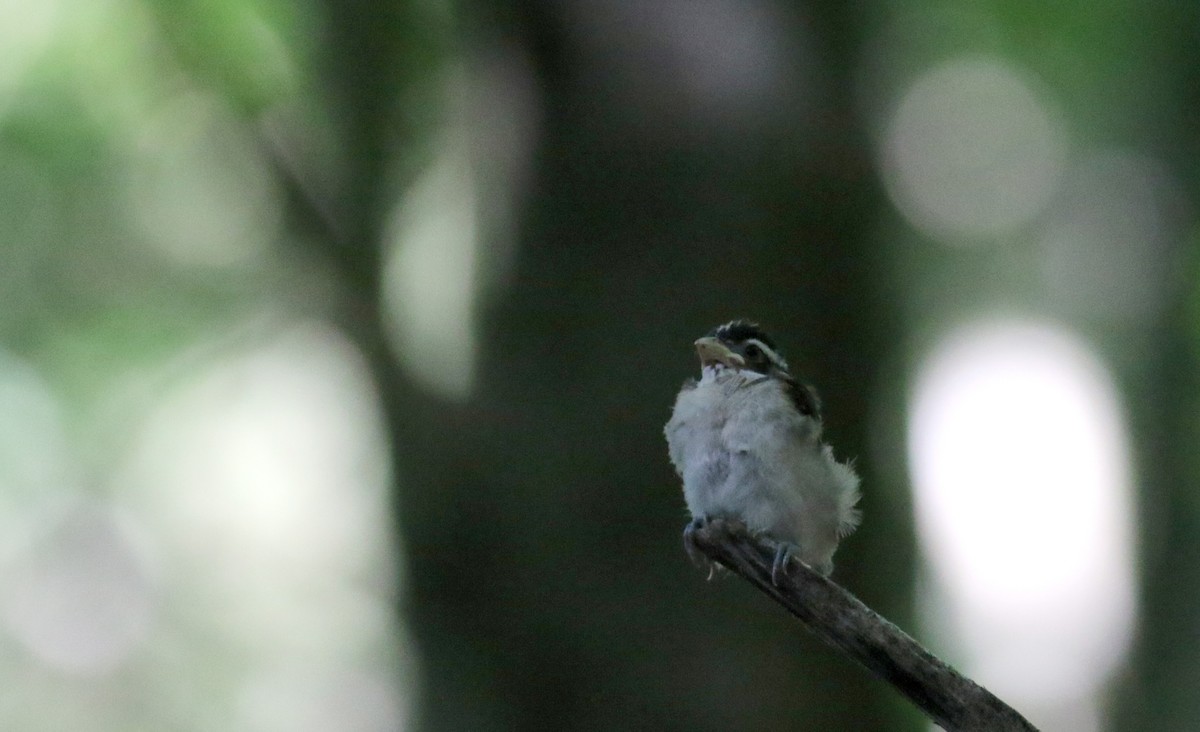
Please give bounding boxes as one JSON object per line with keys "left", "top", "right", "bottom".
{"left": 694, "top": 320, "right": 790, "bottom": 377}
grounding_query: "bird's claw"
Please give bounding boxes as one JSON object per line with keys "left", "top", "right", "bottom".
{"left": 685, "top": 515, "right": 724, "bottom": 579}
{"left": 683, "top": 514, "right": 710, "bottom": 567}
{"left": 771, "top": 543, "right": 797, "bottom": 586}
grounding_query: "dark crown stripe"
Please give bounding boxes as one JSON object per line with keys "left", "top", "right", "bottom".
{"left": 710, "top": 319, "right": 778, "bottom": 352}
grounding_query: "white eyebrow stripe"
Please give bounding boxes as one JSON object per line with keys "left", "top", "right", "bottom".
{"left": 746, "top": 338, "right": 788, "bottom": 371}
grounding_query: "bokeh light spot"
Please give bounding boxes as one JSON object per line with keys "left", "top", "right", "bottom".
{"left": 4, "top": 506, "right": 155, "bottom": 675}
{"left": 0, "top": 351, "right": 71, "bottom": 509}
{"left": 114, "top": 322, "right": 412, "bottom": 728}
{"left": 124, "top": 94, "right": 281, "bottom": 269}
{"left": 382, "top": 133, "right": 480, "bottom": 401}
{"left": 0, "top": 0, "right": 60, "bottom": 109}
{"left": 559, "top": 0, "right": 812, "bottom": 136}
{"left": 881, "top": 57, "right": 1066, "bottom": 241}
{"left": 908, "top": 319, "right": 1135, "bottom": 711}
{"left": 1038, "top": 150, "right": 1185, "bottom": 322}
{"left": 238, "top": 666, "right": 407, "bottom": 732}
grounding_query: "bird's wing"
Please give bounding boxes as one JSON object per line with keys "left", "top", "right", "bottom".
{"left": 782, "top": 376, "right": 821, "bottom": 419}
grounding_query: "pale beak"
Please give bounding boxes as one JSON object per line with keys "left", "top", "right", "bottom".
{"left": 694, "top": 336, "right": 745, "bottom": 369}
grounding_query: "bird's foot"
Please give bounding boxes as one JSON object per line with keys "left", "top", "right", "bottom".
{"left": 771, "top": 542, "right": 800, "bottom": 586}
{"left": 685, "top": 515, "right": 728, "bottom": 579}
{"left": 683, "top": 514, "right": 711, "bottom": 568}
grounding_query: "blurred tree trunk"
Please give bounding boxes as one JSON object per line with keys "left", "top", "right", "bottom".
{"left": 311, "top": 2, "right": 915, "bottom": 729}
{"left": 1113, "top": 299, "right": 1200, "bottom": 732}
{"left": 1109, "top": 6, "right": 1200, "bottom": 731}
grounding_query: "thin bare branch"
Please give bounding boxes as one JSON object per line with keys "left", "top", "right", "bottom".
{"left": 687, "top": 519, "right": 1038, "bottom": 732}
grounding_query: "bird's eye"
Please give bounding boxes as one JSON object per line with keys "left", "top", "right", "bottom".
{"left": 745, "top": 344, "right": 762, "bottom": 359}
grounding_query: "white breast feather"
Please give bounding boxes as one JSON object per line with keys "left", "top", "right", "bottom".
{"left": 664, "top": 367, "right": 860, "bottom": 575}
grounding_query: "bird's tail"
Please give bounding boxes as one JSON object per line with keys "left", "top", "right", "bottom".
{"left": 827, "top": 447, "right": 862, "bottom": 538}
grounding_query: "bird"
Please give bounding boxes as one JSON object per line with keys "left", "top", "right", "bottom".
{"left": 664, "top": 320, "right": 860, "bottom": 582}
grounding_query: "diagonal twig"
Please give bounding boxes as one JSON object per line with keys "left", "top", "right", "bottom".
{"left": 687, "top": 519, "right": 1038, "bottom": 732}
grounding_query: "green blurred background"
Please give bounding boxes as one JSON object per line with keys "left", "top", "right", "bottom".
{"left": 2, "top": 1, "right": 1198, "bottom": 730}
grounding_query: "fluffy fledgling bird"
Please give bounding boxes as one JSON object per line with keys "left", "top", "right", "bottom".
{"left": 664, "top": 320, "right": 861, "bottom": 581}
